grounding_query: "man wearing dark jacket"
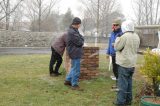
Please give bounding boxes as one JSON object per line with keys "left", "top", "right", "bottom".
{"left": 49, "top": 32, "right": 67, "bottom": 76}
{"left": 64, "top": 17, "right": 84, "bottom": 90}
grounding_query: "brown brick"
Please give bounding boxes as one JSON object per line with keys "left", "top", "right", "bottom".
{"left": 64, "top": 47, "right": 99, "bottom": 80}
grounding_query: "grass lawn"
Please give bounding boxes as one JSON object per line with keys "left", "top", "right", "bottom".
{"left": 0, "top": 54, "right": 143, "bottom": 106}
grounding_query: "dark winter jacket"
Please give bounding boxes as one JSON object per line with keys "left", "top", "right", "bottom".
{"left": 66, "top": 26, "right": 84, "bottom": 59}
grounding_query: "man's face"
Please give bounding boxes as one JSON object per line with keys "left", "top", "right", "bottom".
{"left": 77, "top": 24, "right": 81, "bottom": 28}
{"left": 74, "top": 24, "right": 81, "bottom": 29}
{"left": 112, "top": 24, "right": 120, "bottom": 31}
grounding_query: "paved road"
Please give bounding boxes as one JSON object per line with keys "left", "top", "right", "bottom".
{"left": 0, "top": 47, "right": 106, "bottom": 55}
{"left": 0, "top": 47, "right": 51, "bottom": 55}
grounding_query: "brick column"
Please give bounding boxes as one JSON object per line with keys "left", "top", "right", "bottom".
{"left": 64, "top": 47, "right": 99, "bottom": 80}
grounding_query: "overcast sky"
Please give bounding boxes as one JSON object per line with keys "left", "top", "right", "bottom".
{"left": 57, "top": 0, "right": 134, "bottom": 19}
{"left": 57, "top": 0, "right": 82, "bottom": 16}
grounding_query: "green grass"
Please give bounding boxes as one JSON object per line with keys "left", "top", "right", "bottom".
{"left": 0, "top": 54, "right": 142, "bottom": 106}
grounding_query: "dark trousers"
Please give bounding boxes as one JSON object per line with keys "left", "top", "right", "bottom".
{"left": 116, "top": 65, "right": 134, "bottom": 104}
{"left": 49, "top": 47, "right": 62, "bottom": 74}
{"left": 112, "top": 56, "right": 118, "bottom": 79}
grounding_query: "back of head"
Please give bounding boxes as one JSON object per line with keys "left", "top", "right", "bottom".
{"left": 121, "top": 20, "right": 134, "bottom": 33}
{"left": 72, "top": 17, "right": 81, "bottom": 25}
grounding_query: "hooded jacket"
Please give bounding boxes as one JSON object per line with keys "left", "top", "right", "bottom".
{"left": 114, "top": 20, "right": 140, "bottom": 68}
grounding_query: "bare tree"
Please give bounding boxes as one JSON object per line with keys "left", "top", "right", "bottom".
{"left": 80, "top": 0, "right": 123, "bottom": 36}
{"left": 81, "top": 11, "right": 96, "bottom": 34}
{"left": 25, "top": 0, "right": 60, "bottom": 32}
{"left": 11, "top": 1, "right": 25, "bottom": 31}
{"left": 132, "top": 0, "right": 160, "bottom": 25}
{"left": 0, "top": 0, "right": 24, "bottom": 30}
{"left": 60, "top": 8, "right": 74, "bottom": 31}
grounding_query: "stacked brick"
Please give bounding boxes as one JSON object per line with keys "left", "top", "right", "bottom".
{"left": 64, "top": 47, "right": 99, "bottom": 80}
{"left": 80, "top": 47, "right": 99, "bottom": 80}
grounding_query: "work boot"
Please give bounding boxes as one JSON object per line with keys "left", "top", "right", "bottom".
{"left": 113, "top": 101, "right": 126, "bottom": 106}
{"left": 64, "top": 80, "right": 71, "bottom": 86}
{"left": 125, "top": 101, "right": 132, "bottom": 105}
{"left": 54, "top": 72, "right": 62, "bottom": 75}
{"left": 50, "top": 73, "right": 58, "bottom": 77}
{"left": 71, "top": 85, "right": 84, "bottom": 91}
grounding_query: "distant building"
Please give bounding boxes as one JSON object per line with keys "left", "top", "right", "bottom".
{"left": 135, "top": 25, "right": 160, "bottom": 48}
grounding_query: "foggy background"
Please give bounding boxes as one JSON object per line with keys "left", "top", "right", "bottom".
{"left": 0, "top": 0, "right": 159, "bottom": 37}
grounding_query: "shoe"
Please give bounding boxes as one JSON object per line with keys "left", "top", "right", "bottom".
{"left": 111, "top": 85, "right": 117, "bottom": 89}
{"left": 125, "top": 101, "right": 131, "bottom": 105}
{"left": 110, "top": 75, "right": 117, "bottom": 80}
{"left": 55, "top": 72, "right": 62, "bottom": 75}
{"left": 111, "top": 88, "right": 119, "bottom": 92}
{"left": 71, "top": 85, "right": 84, "bottom": 91}
{"left": 50, "top": 73, "right": 58, "bottom": 77}
{"left": 64, "top": 80, "right": 71, "bottom": 86}
{"left": 113, "top": 101, "right": 126, "bottom": 106}
{"left": 52, "top": 71, "right": 62, "bottom": 76}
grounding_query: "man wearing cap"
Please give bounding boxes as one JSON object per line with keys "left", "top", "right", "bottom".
{"left": 64, "top": 17, "right": 84, "bottom": 90}
{"left": 107, "top": 18, "right": 123, "bottom": 88}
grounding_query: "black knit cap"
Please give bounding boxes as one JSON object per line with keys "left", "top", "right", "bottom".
{"left": 72, "top": 17, "right": 81, "bottom": 25}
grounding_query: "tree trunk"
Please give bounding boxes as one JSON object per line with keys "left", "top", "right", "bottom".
{"left": 38, "top": 0, "right": 42, "bottom": 32}
{"left": 6, "top": 0, "right": 10, "bottom": 30}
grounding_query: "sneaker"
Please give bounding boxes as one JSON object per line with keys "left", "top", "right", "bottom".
{"left": 71, "top": 85, "right": 84, "bottom": 91}
{"left": 64, "top": 80, "right": 71, "bottom": 86}
{"left": 110, "top": 75, "right": 117, "bottom": 80}
{"left": 111, "top": 88, "right": 119, "bottom": 92}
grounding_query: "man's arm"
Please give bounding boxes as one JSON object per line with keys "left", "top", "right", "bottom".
{"left": 114, "top": 36, "right": 126, "bottom": 51}
{"left": 70, "top": 33, "right": 84, "bottom": 47}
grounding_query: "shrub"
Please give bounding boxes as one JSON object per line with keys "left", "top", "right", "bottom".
{"left": 140, "top": 49, "right": 160, "bottom": 96}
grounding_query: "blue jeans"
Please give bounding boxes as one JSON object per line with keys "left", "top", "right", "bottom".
{"left": 116, "top": 65, "right": 134, "bottom": 105}
{"left": 66, "top": 59, "right": 80, "bottom": 86}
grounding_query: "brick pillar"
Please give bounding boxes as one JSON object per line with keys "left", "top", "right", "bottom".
{"left": 64, "top": 47, "right": 99, "bottom": 80}
{"left": 80, "top": 47, "right": 99, "bottom": 80}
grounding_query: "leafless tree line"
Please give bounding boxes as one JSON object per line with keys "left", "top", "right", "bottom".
{"left": 0, "top": 0, "right": 62, "bottom": 31}
{"left": 25, "top": 0, "right": 60, "bottom": 31}
{"left": 0, "top": 0, "right": 159, "bottom": 32}
{"left": 0, "top": 0, "right": 24, "bottom": 30}
{"left": 132, "top": 0, "right": 160, "bottom": 25}
{"left": 80, "top": 0, "right": 124, "bottom": 36}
